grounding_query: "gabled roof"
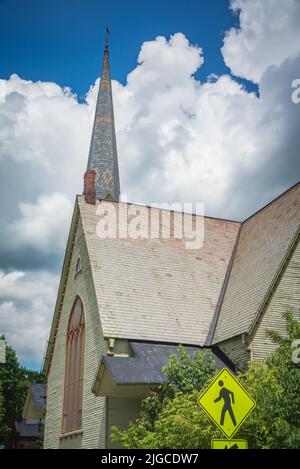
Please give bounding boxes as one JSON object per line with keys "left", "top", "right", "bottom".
{"left": 79, "top": 196, "right": 240, "bottom": 346}
{"left": 43, "top": 182, "right": 299, "bottom": 375}
{"left": 212, "top": 182, "right": 300, "bottom": 344}
{"left": 30, "top": 384, "right": 47, "bottom": 412}
{"left": 22, "top": 383, "right": 47, "bottom": 420}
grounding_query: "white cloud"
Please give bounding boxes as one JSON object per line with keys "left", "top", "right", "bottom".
{"left": 0, "top": 73, "right": 91, "bottom": 189}
{"left": 0, "top": 15, "right": 299, "bottom": 366}
{"left": 8, "top": 192, "right": 72, "bottom": 253}
{"left": 221, "top": 0, "right": 300, "bottom": 83}
{"left": 112, "top": 31, "right": 299, "bottom": 218}
{"left": 0, "top": 270, "right": 59, "bottom": 364}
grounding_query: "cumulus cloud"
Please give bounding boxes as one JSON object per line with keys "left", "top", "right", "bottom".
{"left": 0, "top": 74, "right": 91, "bottom": 221}
{"left": 0, "top": 192, "right": 73, "bottom": 271}
{"left": 0, "top": 9, "right": 299, "bottom": 366}
{"left": 113, "top": 31, "right": 299, "bottom": 218}
{"left": 222, "top": 0, "right": 300, "bottom": 83}
{"left": 0, "top": 73, "right": 92, "bottom": 269}
{"left": 0, "top": 270, "right": 59, "bottom": 364}
{"left": 8, "top": 193, "right": 72, "bottom": 252}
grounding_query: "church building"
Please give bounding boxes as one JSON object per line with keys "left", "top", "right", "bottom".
{"left": 43, "top": 38, "right": 300, "bottom": 449}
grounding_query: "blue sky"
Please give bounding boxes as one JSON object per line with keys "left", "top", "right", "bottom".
{"left": 0, "top": 0, "right": 256, "bottom": 97}
{"left": 0, "top": 0, "right": 299, "bottom": 370}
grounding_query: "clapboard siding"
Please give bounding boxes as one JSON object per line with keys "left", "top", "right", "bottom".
{"left": 106, "top": 397, "right": 142, "bottom": 449}
{"left": 250, "top": 236, "right": 300, "bottom": 361}
{"left": 44, "top": 215, "right": 108, "bottom": 448}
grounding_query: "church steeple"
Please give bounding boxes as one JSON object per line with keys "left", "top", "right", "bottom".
{"left": 86, "top": 34, "right": 120, "bottom": 202}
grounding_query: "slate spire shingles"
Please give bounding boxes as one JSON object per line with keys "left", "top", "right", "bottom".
{"left": 87, "top": 38, "right": 120, "bottom": 201}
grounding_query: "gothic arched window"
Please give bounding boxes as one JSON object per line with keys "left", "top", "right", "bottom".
{"left": 62, "top": 296, "right": 85, "bottom": 434}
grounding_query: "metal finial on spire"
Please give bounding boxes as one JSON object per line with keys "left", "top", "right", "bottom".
{"left": 105, "top": 26, "right": 110, "bottom": 50}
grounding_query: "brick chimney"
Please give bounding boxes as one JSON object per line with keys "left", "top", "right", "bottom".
{"left": 83, "top": 170, "right": 97, "bottom": 204}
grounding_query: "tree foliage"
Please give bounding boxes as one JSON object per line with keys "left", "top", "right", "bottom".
{"left": 266, "top": 311, "right": 300, "bottom": 427}
{"left": 0, "top": 336, "right": 46, "bottom": 447}
{"left": 111, "top": 313, "right": 300, "bottom": 449}
{"left": 163, "top": 346, "right": 217, "bottom": 399}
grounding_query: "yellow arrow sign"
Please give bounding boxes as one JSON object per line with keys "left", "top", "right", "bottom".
{"left": 197, "top": 368, "right": 256, "bottom": 438}
{"left": 211, "top": 439, "right": 248, "bottom": 449}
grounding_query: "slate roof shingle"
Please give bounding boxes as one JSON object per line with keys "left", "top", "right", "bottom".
{"left": 79, "top": 198, "right": 240, "bottom": 346}
{"left": 212, "top": 182, "right": 300, "bottom": 343}
{"left": 103, "top": 341, "right": 234, "bottom": 385}
{"left": 30, "top": 383, "right": 47, "bottom": 412}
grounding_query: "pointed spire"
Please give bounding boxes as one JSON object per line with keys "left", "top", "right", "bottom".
{"left": 86, "top": 32, "right": 120, "bottom": 202}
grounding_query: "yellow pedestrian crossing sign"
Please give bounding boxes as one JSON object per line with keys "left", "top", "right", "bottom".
{"left": 211, "top": 439, "right": 248, "bottom": 449}
{"left": 197, "top": 368, "right": 256, "bottom": 438}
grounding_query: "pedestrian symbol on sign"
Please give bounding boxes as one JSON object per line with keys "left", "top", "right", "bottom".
{"left": 214, "top": 380, "right": 236, "bottom": 427}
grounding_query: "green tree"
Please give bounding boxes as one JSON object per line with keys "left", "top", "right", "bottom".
{"left": 111, "top": 313, "right": 300, "bottom": 449}
{"left": 266, "top": 311, "right": 300, "bottom": 427}
{"left": 22, "top": 368, "right": 46, "bottom": 385}
{"left": 0, "top": 338, "right": 26, "bottom": 447}
{"left": 239, "top": 312, "right": 300, "bottom": 448}
{"left": 237, "top": 362, "right": 284, "bottom": 448}
{"left": 0, "top": 336, "right": 46, "bottom": 448}
{"left": 163, "top": 345, "right": 218, "bottom": 398}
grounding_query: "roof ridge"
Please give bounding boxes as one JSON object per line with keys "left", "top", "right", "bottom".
{"left": 205, "top": 224, "right": 242, "bottom": 345}
{"left": 78, "top": 180, "right": 300, "bottom": 225}
{"left": 77, "top": 195, "right": 241, "bottom": 224}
